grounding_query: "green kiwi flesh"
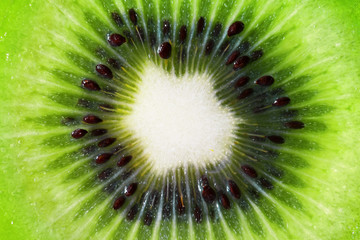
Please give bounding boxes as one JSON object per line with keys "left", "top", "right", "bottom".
{"left": 1, "top": 0, "right": 360, "bottom": 240}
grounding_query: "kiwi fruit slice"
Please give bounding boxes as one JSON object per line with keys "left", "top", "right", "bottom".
{"left": 1, "top": 0, "right": 360, "bottom": 239}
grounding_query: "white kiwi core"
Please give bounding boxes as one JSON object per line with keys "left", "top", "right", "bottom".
{"left": 124, "top": 62, "right": 238, "bottom": 175}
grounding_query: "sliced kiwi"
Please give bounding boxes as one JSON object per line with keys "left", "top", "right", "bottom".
{"left": 1, "top": 0, "right": 360, "bottom": 239}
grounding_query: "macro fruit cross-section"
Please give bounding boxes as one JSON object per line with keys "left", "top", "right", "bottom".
{"left": 0, "top": 0, "right": 360, "bottom": 240}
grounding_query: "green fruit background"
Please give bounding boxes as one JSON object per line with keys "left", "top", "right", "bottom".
{"left": 1, "top": 0, "right": 360, "bottom": 239}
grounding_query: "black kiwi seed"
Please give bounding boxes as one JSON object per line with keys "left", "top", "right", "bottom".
{"left": 158, "top": 42, "right": 172, "bottom": 59}
{"left": 255, "top": 76, "right": 274, "bottom": 86}
{"left": 227, "top": 21, "right": 244, "bottom": 37}
{"left": 251, "top": 50, "right": 263, "bottom": 60}
{"left": 107, "top": 33, "right": 126, "bottom": 47}
{"left": 113, "top": 196, "right": 126, "bottom": 210}
{"left": 219, "top": 193, "right": 231, "bottom": 209}
{"left": 233, "top": 56, "right": 250, "bottom": 70}
{"left": 117, "top": 155, "right": 133, "bottom": 167}
{"left": 285, "top": 121, "right": 305, "bottom": 129}
{"left": 111, "top": 12, "right": 123, "bottom": 27}
{"left": 98, "top": 168, "right": 113, "bottom": 180}
{"left": 95, "top": 64, "right": 113, "bottom": 79}
{"left": 205, "top": 39, "right": 215, "bottom": 55}
{"left": 98, "top": 138, "right": 116, "bottom": 148}
{"left": 81, "top": 79, "right": 100, "bottom": 91}
{"left": 197, "top": 17, "right": 205, "bottom": 35}
{"left": 241, "top": 165, "right": 258, "bottom": 178}
{"left": 144, "top": 211, "right": 153, "bottom": 226}
{"left": 179, "top": 25, "right": 187, "bottom": 43}
{"left": 127, "top": 205, "right": 138, "bottom": 221}
{"left": 238, "top": 88, "right": 253, "bottom": 99}
{"left": 95, "top": 153, "right": 113, "bottom": 164}
{"left": 83, "top": 115, "right": 102, "bottom": 124}
{"left": 267, "top": 135, "right": 285, "bottom": 144}
{"left": 226, "top": 51, "right": 240, "bottom": 65}
{"left": 193, "top": 205, "right": 202, "bottom": 223}
{"left": 202, "top": 185, "right": 216, "bottom": 203}
{"left": 129, "top": 9, "right": 137, "bottom": 25}
{"left": 228, "top": 180, "right": 241, "bottom": 199}
{"left": 91, "top": 128, "right": 107, "bottom": 136}
{"left": 71, "top": 129, "right": 88, "bottom": 139}
{"left": 124, "top": 183, "right": 138, "bottom": 197}
{"left": 273, "top": 97, "right": 290, "bottom": 106}
{"left": 163, "top": 20, "right": 170, "bottom": 35}
{"left": 234, "top": 76, "right": 250, "bottom": 88}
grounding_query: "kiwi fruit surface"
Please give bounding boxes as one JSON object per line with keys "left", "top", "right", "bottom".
{"left": 1, "top": 0, "right": 360, "bottom": 239}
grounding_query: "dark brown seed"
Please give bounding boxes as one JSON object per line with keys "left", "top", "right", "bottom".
{"left": 125, "top": 183, "right": 138, "bottom": 197}
{"left": 267, "top": 135, "right": 285, "bottom": 144}
{"left": 233, "top": 56, "right": 250, "bottom": 70}
{"left": 238, "top": 88, "right": 253, "bottom": 99}
{"left": 129, "top": 9, "right": 137, "bottom": 25}
{"left": 83, "top": 115, "right": 102, "bottom": 124}
{"left": 81, "top": 79, "right": 100, "bottom": 91}
{"left": 212, "top": 23, "right": 222, "bottom": 37}
{"left": 127, "top": 205, "right": 138, "bottom": 221}
{"left": 95, "top": 153, "right": 112, "bottom": 164}
{"left": 158, "top": 42, "right": 172, "bottom": 59}
{"left": 251, "top": 50, "right": 263, "bottom": 60}
{"left": 227, "top": 21, "right": 244, "bottom": 37}
{"left": 177, "top": 197, "right": 185, "bottom": 215}
{"left": 98, "top": 138, "right": 116, "bottom": 148}
{"left": 71, "top": 129, "right": 88, "bottom": 139}
{"left": 117, "top": 155, "right": 133, "bottom": 167}
{"left": 197, "top": 17, "right": 205, "bottom": 35}
{"left": 193, "top": 205, "right": 202, "bottom": 223}
{"left": 113, "top": 196, "right": 126, "bottom": 210}
{"left": 273, "top": 97, "right": 290, "bottom": 107}
{"left": 241, "top": 165, "right": 258, "bottom": 178}
{"left": 98, "top": 168, "right": 113, "bottom": 180}
{"left": 228, "top": 180, "right": 241, "bottom": 199}
{"left": 226, "top": 51, "right": 240, "bottom": 65}
{"left": 163, "top": 20, "right": 170, "bottom": 35}
{"left": 259, "top": 178, "right": 274, "bottom": 190}
{"left": 107, "top": 58, "right": 120, "bottom": 69}
{"left": 91, "top": 129, "right": 107, "bottom": 136}
{"left": 205, "top": 39, "right": 214, "bottom": 55}
{"left": 285, "top": 121, "right": 305, "bottom": 129}
{"left": 96, "top": 64, "right": 113, "bottom": 79}
{"left": 234, "top": 76, "right": 250, "bottom": 88}
{"left": 179, "top": 25, "right": 187, "bottom": 43}
{"left": 144, "top": 211, "right": 153, "bottom": 226}
{"left": 108, "top": 33, "right": 126, "bottom": 47}
{"left": 256, "top": 76, "right": 274, "bottom": 86}
{"left": 219, "top": 193, "right": 231, "bottom": 209}
{"left": 202, "top": 186, "right": 216, "bottom": 203}
{"left": 111, "top": 12, "right": 123, "bottom": 26}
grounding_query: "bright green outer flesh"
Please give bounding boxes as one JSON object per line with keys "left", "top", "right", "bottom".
{"left": 1, "top": 0, "right": 360, "bottom": 239}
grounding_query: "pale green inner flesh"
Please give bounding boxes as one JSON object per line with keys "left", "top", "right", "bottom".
{"left": 1, "top": 0, "right": 360, "bottom": 240}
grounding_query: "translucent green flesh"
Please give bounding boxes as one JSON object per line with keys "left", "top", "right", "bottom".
{"left": 1, "top": 0, "right": 360, "bottom": 240}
